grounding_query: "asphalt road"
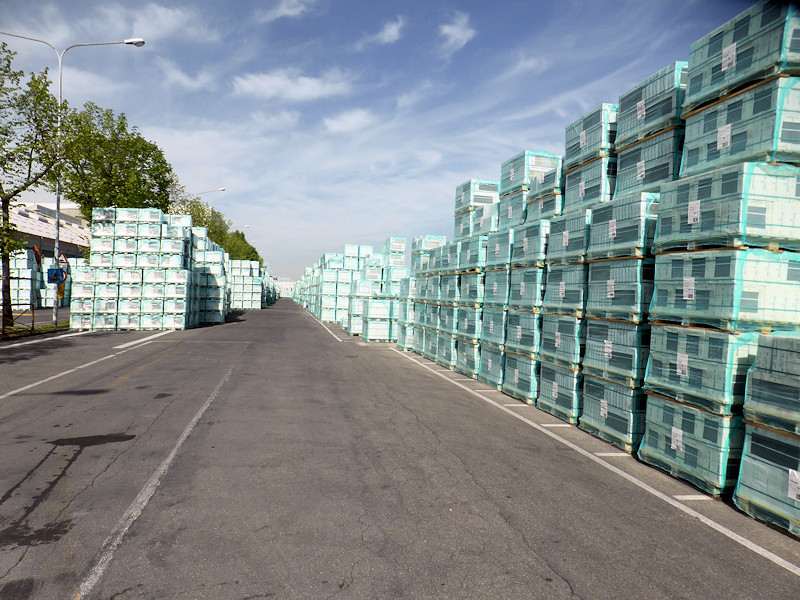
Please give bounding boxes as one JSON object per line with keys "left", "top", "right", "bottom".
{"left": 1, "top": 298, "right": 799, "bottom": 599}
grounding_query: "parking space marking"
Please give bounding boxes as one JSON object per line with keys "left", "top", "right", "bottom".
{"left": 594, "top": 452, "right": 629, "bottom": 457}
{"left": 390, "top": 347, "right": 800, "bottom": 577}
{"left": 114, "top": 331, "right": 172, "bottom": 348}
{"left": 674, "top": 494, "right": 714, "bottom": 501}
{"left": 1, "top": 330, "right": 92, "bottom": 349}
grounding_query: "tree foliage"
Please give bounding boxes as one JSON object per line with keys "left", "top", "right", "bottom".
{"left": 58, "top": 102, "right": 173, "bottom": 221}
{"left": 0, "top": 42, "right": 59, "bottom": 327}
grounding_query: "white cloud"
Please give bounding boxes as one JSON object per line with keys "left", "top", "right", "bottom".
{"left": 439, "top": 12, "right": 476, "bottom": 58}
{"left": 155, "top": 58, "right": 214, "bottom": 91}
{"left": 233, "top": 68, "right": 353, "bottom": 102}
{"left": 251, "top": 110, "right": 301, "bottom": 131}
{"left": 257, "top": 0, "right": 316, "bottom": 23}
{"left": 494, "top": 54, "right": 552, "bottom": 83}
{"left": 132, "top": 4, "right": 219, "bottom": 42}
{"left": 323, "top": 109, "right": 376, "bottom": 134}
{"left": 355, "top": 16, "right": 405, "bottom": 51}
{"left": 397, "top": 81, "right": 435, "bottom": 109}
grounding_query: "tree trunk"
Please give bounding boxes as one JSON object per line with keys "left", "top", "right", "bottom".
{"left": 2, "top": 197, "right": 13, "bottom": 329}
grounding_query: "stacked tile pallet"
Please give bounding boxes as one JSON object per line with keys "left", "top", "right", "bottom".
{"left": 230, "top": 260, "right": 269, "bottom": 310}
{"left": 362, "top": 238, "right": 408, "bottom": 343}
{"left": 640, "top": 0, "right": 800, "bottom": 499}
{"left": 577, "top": 62, "right": 687, "bottom": 452}
{"left": 406, "top": 235, "right": 447, "bottom": 357}
{"left": 0, "top": 249, "right": 41, "bottom": 310}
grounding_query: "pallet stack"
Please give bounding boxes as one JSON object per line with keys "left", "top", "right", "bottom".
{"left": 640, "top": 1, "right": 800, "bottom": 498}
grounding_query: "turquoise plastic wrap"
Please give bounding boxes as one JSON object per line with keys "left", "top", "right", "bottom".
{"left": 480, "top": 307, "right": 507, "bottom": 347}
{"left": 422, "top": 328, "right": 438, "bottom": 360}
{"left": 483, "top": 268, "right": 510, "bottom": 307}
{"left": 456, "top": 305, "right": 482, "bottom": 341}
{"left": 424, "top": 302, "right": 439, "bottom": 331}
{"left": 649, "top": 249, "right": 800, "bottom": 330}
{"left": 398, "top": 277, "right": 417, "bottom": 300}
{"left": 500, "top": 150, "right": 561, "bottom": 195}
{"left": 543, "top": 263, "right": 588, "bottom": 316}
{"left": 508, "top": 266, "right": 545, "bottom": 311}
{"left": 529, "top": 155, "right": 564, "bottom": 199}
{"left": 539, "top": 314, "right": 584, "bottom": 368}
{"left": 454, "top": 179, "right": 499, "bottom": 214}
{"left": 734, "top": 423, "right": 800, "bottom": 537}
{"left": 639, "top": 395, "right": 744, "bottom": 495}
{"left": 422, "top": 275, "right": 440, "bottom": 303}
{"left": 412, "top": 235, "right": 447, "bottom": 252}
{"left": 563, "top": 156, "right": 617, "bottom": 214}
{"left": 438, "top": 304, "right": 459, "bottom": 335}
{"left": 684, "top": 1, "right": 800, "bottom": 111}
{"left": 525, "top": 192, "right": 563, "bottom": 223}
{"left": 412, "top": 326, "right": 425, "bottom": 354}
{"left": 681, "top": 77, "right": 800, "bottom": 178}
{"left": 586, "top": 258, "right": 654, "bottom": 322}
{"left": 617, "top": 62, "right": 688, "bottom": 146}
{"left": 503, "top": 352, "right": 539, "bottom": 404}
{"left": 614, "top": 127, "right": 683, "bottom": 198}
{"left": 478, "top": 343, "right": 505, "bottom": 388}
{"left": 396, "top": 299, "right": 414, "bottom": 325}
{"left": 504, "top": 309, "right": 541, "bottom": 357}
{"left": 410, "top": 251, "right": 430, "bottom": 276}
{"left": 498, "top": 190, "right": 527, "bottom": 230}
{"left": 412, "top": 301, "right": 426, "bottom": 328}
{"left": 455, "top": 338, "right": 480, "bottom": 378}
{"left": 583, "top": 319, "right": 650, "bottom": 387}
{"left": 587, "top": 192, "right": 658, "bottom": 260}
{"left": 564, "top": 104, "right": 619, "bottom": 169}
{"left": 511, "top": 221, "right": 550, "bottom": 267}
{"left": 538, "top": 361, "right": 583, "bottom": 424}
{"left": 473, "top": 204, "right": 499, "bottom": 236}
{"left": 579, "top": 376, "right": 647, "bottom": 452}
{"left": 459, "top": 272, "right": 484, "bottom": 306}
{"left": 363, "top": 318, "right": 396, "bottom": 342}
{"left": 655, "top": 162, "right": 800, "bottom": 253}
{"left": 458, "top": 236, "right": 488, "bottom": 272}
{"left": 436, "top": 333, "right": 457, "bottom": 368}
{"left": 453, "top": 209, "right": 475, "bottom": 242}
{"left": 546, "top": 210, "right": 591, "bottom": 265}
{"left": 744, "top": 332, "right": 800, "bottom": 435}
{"left": 440, "top": 242, "right": 460, "bottom": 274}
{"left": 428, "top": 246, "right": 444, "bottom": 275}
{"left": 486, "top": 228, "right": 515, "bottom": 269}
{"left": 396, "top": 323, "right": 413, "bottom": 351}
{"left": 440, "top": 274, "right": 459, "bottom": 304}
{"left": 645, "top": 325, "right": 759, "bottom": 414}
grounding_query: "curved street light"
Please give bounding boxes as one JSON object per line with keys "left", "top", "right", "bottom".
{"left": 0, "top": 30, "right": 145, "bottom": 325}
{"left": 194, "top": 187, "right": 226, "bottom": 196}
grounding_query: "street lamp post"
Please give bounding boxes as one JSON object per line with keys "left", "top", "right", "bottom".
{"left": 195, "top": 187, "right": 226, "bottom": 196}
{"left": 0, "top": 31, "right": 145, "bottom": 325}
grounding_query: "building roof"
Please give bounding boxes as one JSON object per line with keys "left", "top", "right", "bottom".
{"left": 10, "top": 204, "right": 91, "bottom": 248}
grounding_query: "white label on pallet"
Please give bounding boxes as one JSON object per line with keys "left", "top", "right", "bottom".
{"left": 580, "top": 130, "right": 586, "bottom": 148}
{"left": 467, "top": 249, "right": 471, "bottom": 261}
{"left": 562, "top": 230, "right": 569, "bottom": 248}
{"left": 722, "top": 42, "right": 737, "bottom": 71}
{"left": 636, "top": 160, "right": 646, "bottom": 181}
{"left": 520, "top": 281, "right": 526, "bottom": 296}
{"left": 671, "top": 426, "right": 683, "bottom": 452}
{"left": 559, "top": 281, "right": 566, "bottom": 298}
{"left": 489, "top": 321, "right": 494, "bottom": 334}
{"left": 604, "top": 339, "right": 613, "bottom": 360}
{"left": 514, "top": 368, "right": 519, "bottom": 384}
{"left": 552, "top": 381, "right": 559, "bottom": 398}
{"left": 495, "top": 242, "right": 501, "bottom": 256}
{"left": 493, "top": 281, "right": 498, "bottom": 294}
{"left": 539, "top": 172, "right": 545, "bottom": 184}
{"left": 579, "top": 181, "right": 586, "bottom": 198}
{"left": 523, "top": 238, "right": 529, "bottom": 253}
{"left": 539, "top": 196, "right": 544, "bottom": 209}
{"left": 683, "top": 276, "right": 695, "bottom": 300}
{"left": 600, "top": 398, "right": 608, "bottom": 419}
{"left": 516, "top": 325, "right": 522, "bottom": 340}
{"left": 508, "top": 205, "right": 513, "bottom": 219}
{"left": 509, "top": 167, "right": 516, "bottom": 182}
{"left": 609, "top": 219, "right": 617, "bottom": 239}
{"left": 607, "top": 279, "right": 615, "bottom": 299}
{"left": 677, "top": 352, "right": 689, "bottom": 377}
{"left": 717, "top": 123, "right": 732, "bottom": 150}
{"left": 789, "top": 469, "right": 800, "bottom": 501}
{"left": 464, "top": 317, "right": 469, "bottom": 328}
{"left": 688, "top": 200, "right": 701, "bottom": 225}
{"left": 555, "top": 331, "right": 561, "bottom": 348}
{"left": 636, "top": 99, "right": 646, "bottom": 121}
{"left": 488, "top": 358, "right": 493, "bottom": 370}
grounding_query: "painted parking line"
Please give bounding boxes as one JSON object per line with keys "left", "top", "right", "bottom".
{"left": 541, "top": 423, "right": 572, "bottom": 428}
{"left": 674, "top": 494, "right": 714, "bottom": 501}
{"left": 390, "top": 347, "right": 800, "bottom": 578}
{"left": 304, "top": 312, "right": 343, "bottom": 342}
{"left": 594, "top": 452, "right": 629, "bottom": 457}
{"left": 114, "top": 330, "right": 172, "bottom": 349}
{"left": 1, "top": 330, "right": 92, "bottom": 349}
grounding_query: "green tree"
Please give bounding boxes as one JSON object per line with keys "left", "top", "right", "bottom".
{"left": 58, "top": 102, "right": 173, "bottom": 221}
{"left": 0, "top": 43, "right": 59, "bottom": 328}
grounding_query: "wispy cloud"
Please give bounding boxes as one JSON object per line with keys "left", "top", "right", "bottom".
{"left": 155, "top": 58, "right": 214, "bottom": 91}
{"left": 397, "top": 80, "right": 435, "bottom": 109}
{"left": 439, "top": 11, "right": 476, "bottom": 58}
{"left": 257, "top": 0, "right": 316, "bottom": 24}
{"left": 130, "top": 4, "right": 220, "bottom": 42}
{"left": 355, "top": 16, "right": 405, "bottom": 51}
{"left": 323, "top": 109, "right": 377, "bottom": 134}
{"left": 251, "top": 110, "right": 301, "bottom": 131}
{"left": 494, "top": 54, "right": 553, "bottom": 83}
{"left": 232, "top": 68, "right": 353, "bottom": 101}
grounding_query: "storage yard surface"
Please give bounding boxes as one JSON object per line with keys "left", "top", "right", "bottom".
{"left": 1, "top": 299, "right": 798, "bottom": 599}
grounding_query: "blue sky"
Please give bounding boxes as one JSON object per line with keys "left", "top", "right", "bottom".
{"left": 2, "top": 0, "right": 753, "bottom": 279}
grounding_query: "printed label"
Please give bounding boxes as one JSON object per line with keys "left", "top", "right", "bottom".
{"left": 607, "top": 279, "right": 615, "bottom": 299}
{"left": 579, "top": 181, "right": 586, "bottom": 198}
{"left": 717, "top": 123, "right": 732, "bottom": 150}
{"left": 563, "top": 230, "right": 569, "bottom": 248}
{"left": 604, "top": 339, "right": 613, "bottom": 360}
{"left": 559, "top": 281, "right": 566, "bottom": 298}
{"left": 488, "top": 358, "right": 493, "bottom": 370}
{"left": 539, "top": 172, "right": 545, "bottom": 184}
{"left": 722, "top": 42, "right": 737, "bottom": 71}
{"left": 465, "top": 284, "right": 470, "bottom": 295}
{"left": 514, "top": 369, "right": 519, "bottom": 384}
{"left": 555, "top": 332, "right": 561, "bottom": 348}
{"left": 600, "top": 398, "right": 608, "bottom": 419}
{"left": 636, "top": 160, "right": 646, "bottom": 181}
{"left": 683, "top": 276, "right": 695, "bottom": 301}
{"left": 495, "top": 243, "right": 501, "bottom": 256}
{"left": 508, "top": 205, "right": 513, "bottom": 219}
{"left": 520, "top": 282, "right": 526, "bottom": 296}
{"left": 636, "top": 99, "right": 646, "bottom": 121}
{"left": 688, "top": 200, "right": 701, "bottom": 225}
{"left": 552, "top": 381, "right": 559, "bottom": 398}
{"left": 677, "top": 352, "right": 689, "bottom": 377}
{"left": 516, "top": 325, "right": 522, "bottom": 340}
{"left": 609, "top": 219, "right": 617, "bottom": 239}
{"left": 467, "top": 249, "right": 471, "bottom": 261}
{"left": 523, "top": 238, "right": 529, "bottom": 252}
{"left": 493, "top": 281, "right": 498, "bottom": 293}
{"left": 489, "top": 321, "right": 494, "bottom": 334}
{"left": 539, "top": 197, "right": 544, "bottom": 209}
{"left": 580, "top": 130, "right": 586, "bottom": 148}
{"left": 789, "top": 469, "right": 800, "bottom": 501}
{"left": 509, "top": 167, "right": 516, "bottom": 182}
{"left": 671, "top": 426, "right": 683, "bottom": 452}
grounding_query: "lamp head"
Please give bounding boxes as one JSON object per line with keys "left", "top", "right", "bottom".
{"left": 124, "top": 38, "right": 145, "bottom": 47}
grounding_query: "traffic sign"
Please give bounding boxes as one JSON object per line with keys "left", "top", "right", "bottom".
{"left": 47, "top": 268, "right": 67, "bottom": 284}
{"left": 58, "top": 252, "right": 69, "bottom": 268}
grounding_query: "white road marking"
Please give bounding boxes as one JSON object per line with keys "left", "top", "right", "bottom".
{"left": 390, "top": 347, "right": 800, "bottom": 577}
{"left": 114, "top": 331, "right": 172, "bottom": 349}
{"left": 674, "top": 494, "right": 713, "bottom": 501}
{"left": 0, "top": 330, "right": 92, "bottom": 348}
{"left": 503, "top": 403, "right": 531, "bottom": 407}
{"left": 304, "top": 312, "right": 343, "bottom": 342}
{"left": 595, "top": 452, "right": 629, "bottom": 457}
{"left": 78, "top": 363, "right": 236, "bottom": 597}
{"left": 541, "top": 423, "right": 572, "bottom": 428}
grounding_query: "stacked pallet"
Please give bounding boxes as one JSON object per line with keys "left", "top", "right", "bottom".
{"left": 640, "top": 2, "right": 800, "bottom": 498}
